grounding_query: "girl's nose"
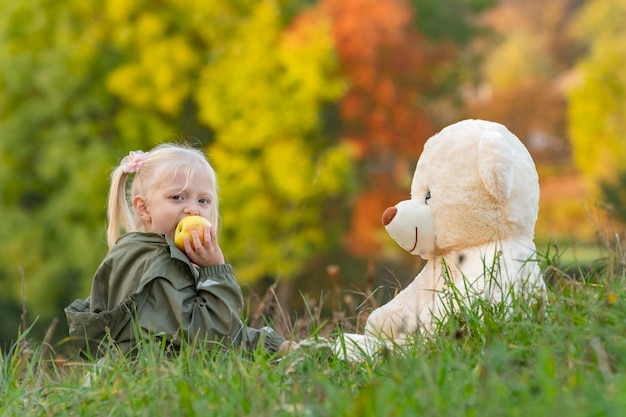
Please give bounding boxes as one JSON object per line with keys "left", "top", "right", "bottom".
{"left": 183, "top": 204, "right": 200, "bottom": 215}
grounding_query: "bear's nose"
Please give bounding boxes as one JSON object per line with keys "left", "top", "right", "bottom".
{"left": 382, "top": 207, "right": 397, "bottom": 226}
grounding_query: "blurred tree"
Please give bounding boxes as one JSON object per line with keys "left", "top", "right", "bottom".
{"left": 411, "top": 0, "right": 495, "bottom": 43}
{"left": 469, "top": 78, "right": 570, "bottom": 162}
{"left": 0, "top": 0, "right": 117, "bottom": 333}
{"left": 192, "top": 1, "right": 351, "bottom": 281}
{"left": 0, "top": 0, "right": 350, "bottom": 343}
{"left": 568, "top": 0, "right": 626, "bottom": 194}
{"left": 601, "top": 172, "right": 626, "bottom": 225}
{"left": 314, "top": 0, "right": 496, "bottom": 257}
{"left": 466, "top": 0, "right": 582, "bottom": 164}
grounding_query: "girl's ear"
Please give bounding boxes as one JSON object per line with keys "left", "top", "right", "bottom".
{"left": 133, "top": 196, "right": 151, "bottom": 223}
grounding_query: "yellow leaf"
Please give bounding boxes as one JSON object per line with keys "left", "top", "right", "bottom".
{"left": 106, "top": 0, "right": 134, "bottom": 22}
{"left": 606, "top": 292, "right": 618, "bottom": 305}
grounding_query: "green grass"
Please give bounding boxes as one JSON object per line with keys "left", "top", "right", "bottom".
{"left": 3, "top": 242, "right": 626, "bottom": 417}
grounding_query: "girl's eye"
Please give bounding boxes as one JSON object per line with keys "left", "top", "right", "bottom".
{"left": 198, "top": 198, "right": 211, "bottom": 205}
{"left": 172, "top": 195, "right": 184, "bottom": 201}
{"left": 425, "top": 191, "right": 431, "bottom": 204}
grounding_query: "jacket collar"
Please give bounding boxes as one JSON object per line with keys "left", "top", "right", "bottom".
{"left": 118, "top": 232, "right": 199, "bottom": 278}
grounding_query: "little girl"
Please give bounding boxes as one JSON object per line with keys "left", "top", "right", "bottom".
{"left": 65, "top": 143, "right": 294, "bottom": 357}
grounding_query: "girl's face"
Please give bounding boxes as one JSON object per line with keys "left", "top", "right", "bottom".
{"left": 133, "top": 168, "right": 216, "bottom": 241}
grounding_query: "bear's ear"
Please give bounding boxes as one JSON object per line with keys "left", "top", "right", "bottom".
{"left": 477, "top": 131, "right": 514, "bottom": 202}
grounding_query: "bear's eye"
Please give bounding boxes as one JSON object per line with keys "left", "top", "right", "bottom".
{"left": 425, "top": 191, "right": 431, "bottom": 204}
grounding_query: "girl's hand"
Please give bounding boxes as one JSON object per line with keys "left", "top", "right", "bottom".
{"left": 278, "top": 341, "right": 299, "bottom": 357}
{"left": 183, "top": 225, "right": 225, "bottom": 267}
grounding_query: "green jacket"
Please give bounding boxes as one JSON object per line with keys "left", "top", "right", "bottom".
{"left": 65, "top": 232, "right": 284, "bottom": 356}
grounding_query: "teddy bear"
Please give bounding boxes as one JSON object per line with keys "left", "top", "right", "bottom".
{"left": 361, "top": 119, "right": 546, "bottom": 347}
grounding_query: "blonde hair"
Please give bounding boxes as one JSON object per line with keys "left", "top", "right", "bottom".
{"left": 106, "top": 143, "right": 219, "bottom": 247}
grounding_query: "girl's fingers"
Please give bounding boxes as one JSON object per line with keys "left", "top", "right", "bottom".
{"left": 206, "top": 225, "right": 217, "bottom": 246}
{"left": 183, "top": 235, "right": 194, "bottom": 253}
{"left": 190, "top": 230, "right": 202, "bottom": 251}
{"left": 182, "top": 226, "right": 224, "bottom": 267}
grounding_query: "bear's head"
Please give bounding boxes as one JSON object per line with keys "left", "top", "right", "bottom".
{"left": 383, "top": 119, "right": 539, "bottom": 257}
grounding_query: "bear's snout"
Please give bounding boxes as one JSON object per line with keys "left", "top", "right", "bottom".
{"left": 382, "top": 207, "right": 397, "bottom": 226}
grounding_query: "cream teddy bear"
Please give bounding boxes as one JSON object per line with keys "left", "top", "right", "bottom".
{"left": 363, "top": 119, "right": 546, "bottom": 345}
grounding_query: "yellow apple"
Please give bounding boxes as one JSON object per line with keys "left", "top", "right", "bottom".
{"left": 174, "top": 216, "right": 212, "bottom": 251}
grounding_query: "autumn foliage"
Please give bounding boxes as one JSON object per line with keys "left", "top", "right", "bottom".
{"left": 308, "top": 0, "right": 456, "bottom": 255}
{"left": 2, "top": 0, "right": 617, "bottom": 345}
{"left": 320, "top": 0, "right": 445, "bottom": 159}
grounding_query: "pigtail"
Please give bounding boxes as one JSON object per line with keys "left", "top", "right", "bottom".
{"left": 106, "top": 166, "right": 134, "bottom": 247}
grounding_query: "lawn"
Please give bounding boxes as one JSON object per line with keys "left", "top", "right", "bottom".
{"left": 2, "top": 242, "right": 626, "bottom": 417}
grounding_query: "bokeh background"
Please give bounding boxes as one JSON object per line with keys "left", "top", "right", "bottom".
{"left": 1, "top": 0, "right": 625, "bottom": 347}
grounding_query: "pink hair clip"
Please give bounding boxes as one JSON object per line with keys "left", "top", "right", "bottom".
{"left": 120, "top": 150, "right": 147, "bottom": 174}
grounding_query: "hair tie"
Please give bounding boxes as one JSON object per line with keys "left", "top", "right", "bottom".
{"left": 120, "top": 150, "right": 147, "bottom": 174}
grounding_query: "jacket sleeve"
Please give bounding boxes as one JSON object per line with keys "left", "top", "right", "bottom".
{"left": 136, "top": 264, "right": 284, "bottom": 354}
{"left": 196, "top": 265, "right": 286, "bottom": 353}
{"left": 241, "top": 326, "right": 286, "bottom": 354}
